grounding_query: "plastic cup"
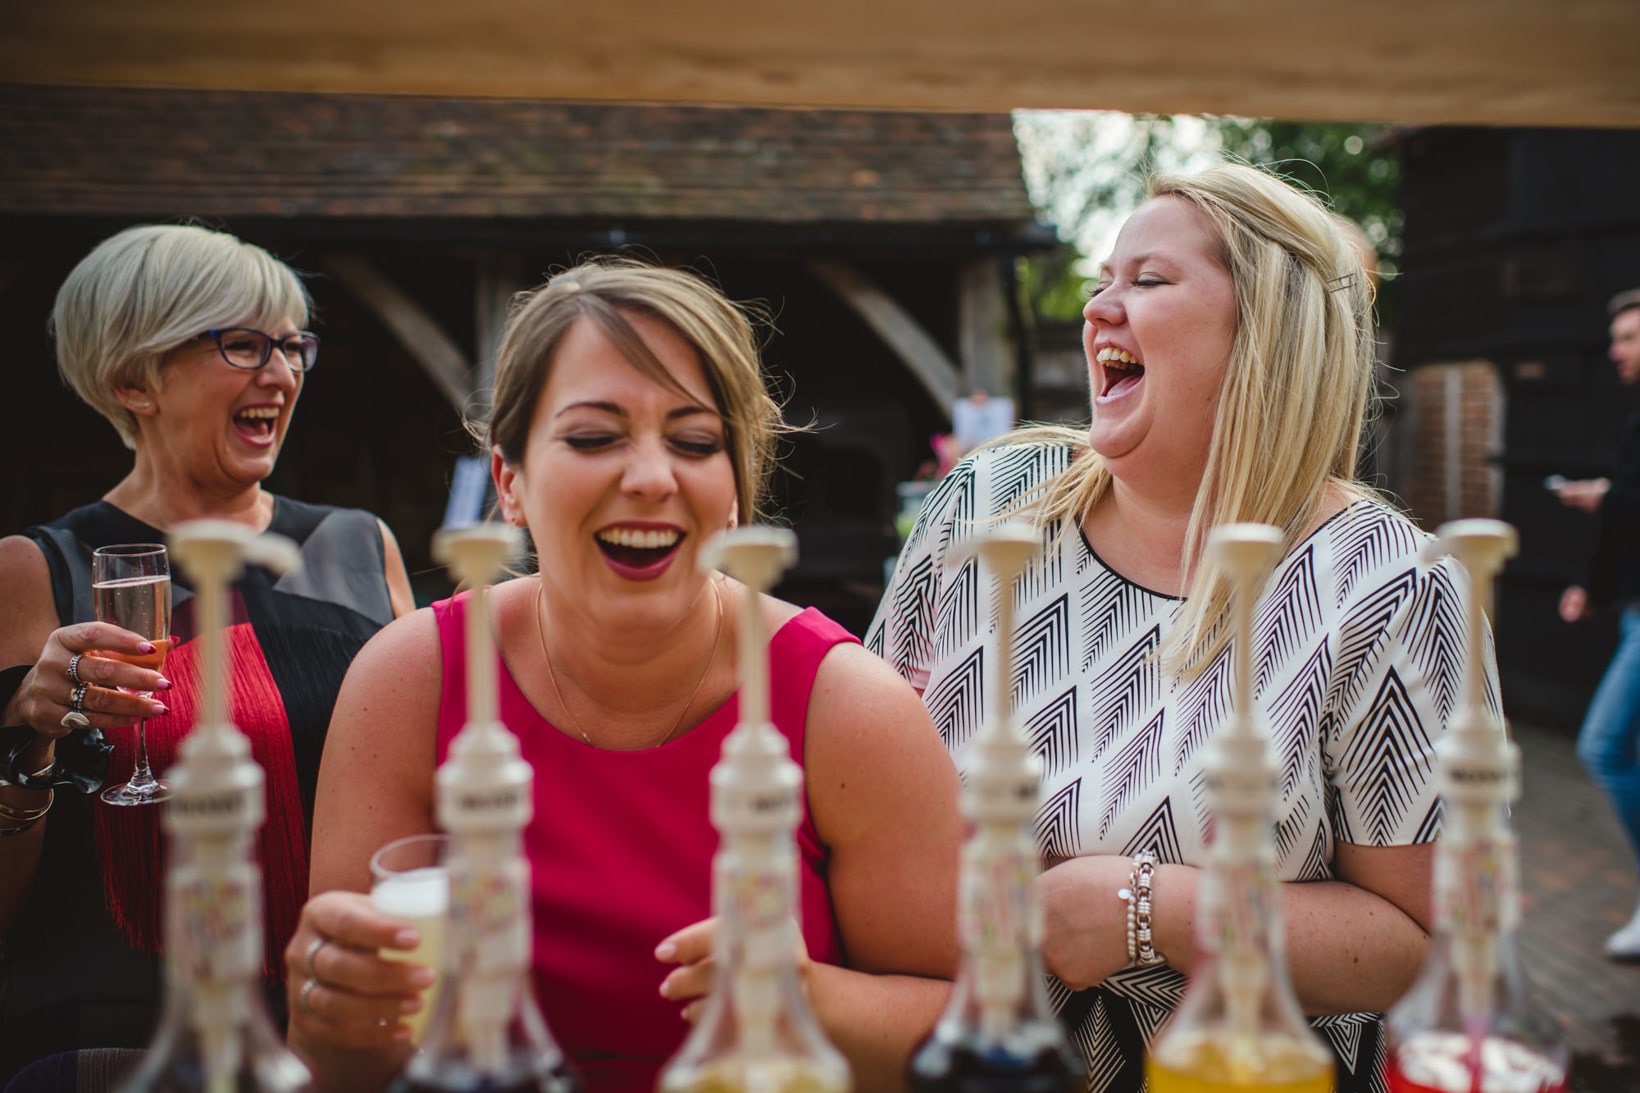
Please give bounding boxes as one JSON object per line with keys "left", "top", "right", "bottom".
{"left": 370, "top": 833, "right": 451, "bottom": 1043}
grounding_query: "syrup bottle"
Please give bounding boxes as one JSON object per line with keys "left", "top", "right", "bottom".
{"left": 117, "top": 521, "right": 311, "bottom": 1093}
{"left": 392, "top": 524, "right": 580, "bottom": 1093}
{"left": 658, "top": 528, "right": 852, "bottom": 1093}
{"left": 907, "top": 523, "right": 1082, "bottom": 1093}
{"left": 1146, "top": 524, "right": 1333, "bottom": 1093}
{"left": 1384, "top": 520, "right": 1568, "bottom": 1093}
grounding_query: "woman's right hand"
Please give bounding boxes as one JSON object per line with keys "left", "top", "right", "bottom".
{"left": 6, "top": 622, "right": 170, "bottom": 738}
{"left": 284, "top": 890, "right": 432, "bottom": 1052}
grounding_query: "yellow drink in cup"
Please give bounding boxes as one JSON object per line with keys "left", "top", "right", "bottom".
{"left": 370, "top": 834, "right": 451, "bottom": 1043}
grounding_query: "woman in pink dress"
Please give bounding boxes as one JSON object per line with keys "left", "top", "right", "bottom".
{"left": 283, "top": 258, "right": 964, "bottom": 1093}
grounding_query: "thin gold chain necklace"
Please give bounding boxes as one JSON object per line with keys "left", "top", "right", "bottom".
{"left": 534, "top": 575, "right": 724, "bottom": 749}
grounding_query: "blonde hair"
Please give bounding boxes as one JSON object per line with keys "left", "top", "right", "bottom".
{"left": 482, "top": 257, "right": 792, "bottom": 524}
{"left": 51, "top": 224, "right": 312, "bottom": 449}
{"left": 1012, "top": 163, "right": 1379, "bottom": 674}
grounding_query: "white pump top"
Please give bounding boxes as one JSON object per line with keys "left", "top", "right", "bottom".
{"left": 700, "top": 527, "right": 800, "bottom": 837}
{"left": 952, "top": 523, "right": 1043, "bottom": 826}
{"left": 1201, "top": 523, "right": 1285, "bottom": 824}
{"left": 166, "top": 520, "right": 302, "bottom": 838}
{"left": 432, "top": 523, "right": 530, "bottom": 837}
{"left": 1422, "top": 519, "right": 1519, "bottom": 811}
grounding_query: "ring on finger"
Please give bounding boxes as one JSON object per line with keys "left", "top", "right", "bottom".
{"left": 298, "top": 976, "right": 321, "bottom": 1018}
{"left": 303, "top": 935, "right": 329, "bottom": 980}
{"left": 59, "top": 684, "right": 93, "bottom": 729}
{"left": 66, "top": 653, "right": 85, "bottom": 686}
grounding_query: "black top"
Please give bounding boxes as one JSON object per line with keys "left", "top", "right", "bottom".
{"left": 1586, "top": 411, "right": 1640, "bottom": 611}
{"left": 0, "top": 497, "right": 396, "bottom": 1083}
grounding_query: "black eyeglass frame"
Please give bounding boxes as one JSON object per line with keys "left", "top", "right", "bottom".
{"left": 201, "top": 327, "right": 321, "bottom": 373}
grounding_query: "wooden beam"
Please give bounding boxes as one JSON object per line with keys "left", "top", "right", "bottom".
{"left": 808, "top": 259, "right": 960, "bottom": 412}
{"left": 474, "top": 252, "right": 526, "bottom": 411}
{"left": 2, "top": 1, "right": 1636, "bottom": 127}
{"left": 321, "top": 252, "right": 472, "bottom": 414}
{"left": 958, "top": 260, "right": 1011, "bottom": 400}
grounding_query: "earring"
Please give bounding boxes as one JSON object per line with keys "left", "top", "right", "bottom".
{"left": 131, "top": 401, "right": 151, "bottom": 410}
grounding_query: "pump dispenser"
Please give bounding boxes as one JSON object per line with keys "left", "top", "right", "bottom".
{"left": 393, "top": 524, "right": 580, "bottom": 1093}
{"left": 1385, "top": 520, "right": 1567, "bottom": 1093}
{"left": 907, "top": 522, "right": 1081, "bottom": 1093}
{"left": 117, "top": 521, "right": 311, "bottom": 1093}
{"left": 659, "top": 527, "right": 851, "bottom": 1093}
{"left": 1147, "top": 524, "right": 1332, "bottom": 1093}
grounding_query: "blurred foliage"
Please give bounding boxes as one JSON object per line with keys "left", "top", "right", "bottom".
{"left": 1018, "top": 115, "right": 1402, "bottom": 329}
{"left": 1212, "top": 118, "right": 1402, "bottom": 329}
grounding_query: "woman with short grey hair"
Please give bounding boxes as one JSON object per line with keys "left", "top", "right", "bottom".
{"left": 0, "top": 223, "right": 415, "bottom": 1084}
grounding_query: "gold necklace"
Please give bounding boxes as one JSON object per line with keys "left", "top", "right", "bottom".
{"left": 534, "top": 576, "right": 724, "bottom": 749}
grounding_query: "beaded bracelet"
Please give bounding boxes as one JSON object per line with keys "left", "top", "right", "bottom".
{"left": 1118, "top": 851, "right": 1166, "bottom": 967}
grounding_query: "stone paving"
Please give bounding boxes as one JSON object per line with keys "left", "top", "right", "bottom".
{"left": 1512, "top": 720, "right": 1640, "bottom": 1092}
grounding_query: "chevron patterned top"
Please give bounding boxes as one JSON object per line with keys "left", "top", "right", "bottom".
{"left": 866, "top": 439, "right": 1497, "bottom": 1093}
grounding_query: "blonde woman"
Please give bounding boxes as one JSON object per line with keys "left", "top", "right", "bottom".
{"left": 869, "top": 164, "right": 1492, "bottom": 1093}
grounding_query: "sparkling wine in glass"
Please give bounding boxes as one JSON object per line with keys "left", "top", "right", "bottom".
{"left": 93, "top": 543, "right": 172, "bottom": 805}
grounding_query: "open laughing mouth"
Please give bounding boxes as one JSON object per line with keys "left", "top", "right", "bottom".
{"left": 233, "top": 406, "right": 280, "bottom": 441}
{"left": 1096, "top": 346, "right": 1145, "bottom": 398}
{"left": 596, "top": 526, "right": 683, "bottom": 569}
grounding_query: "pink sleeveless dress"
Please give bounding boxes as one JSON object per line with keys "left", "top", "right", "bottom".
{"left": 434, "top": 594, "right": 851, "bottom": 1093}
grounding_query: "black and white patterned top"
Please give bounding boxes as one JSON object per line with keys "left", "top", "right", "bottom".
{"left": 867, "top": 440, "right": 1492, "bottom": 1093}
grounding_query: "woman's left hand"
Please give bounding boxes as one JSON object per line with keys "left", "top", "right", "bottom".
{"left": 1038, "top": 855, "right": 1145, "bottom": 991}
{"left": 655, "top": 915, "right": 814, "bottom": 1022}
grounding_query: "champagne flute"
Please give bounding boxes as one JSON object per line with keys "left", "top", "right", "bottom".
{"left": 93, "top": 543, "right": 173, "bottom": 805}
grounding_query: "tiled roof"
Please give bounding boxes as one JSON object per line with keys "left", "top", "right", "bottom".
{"left": 0, "top": 84, "right": 1037, "bottom": 226}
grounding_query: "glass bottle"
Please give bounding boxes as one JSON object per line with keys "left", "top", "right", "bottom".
{"left": 393, "top": 525, "right": 580, "bottom": 1093}
{"left": 118, "top": 522, "right": 311, "bottom": 1093}
{"left": 907, "top": 525, "right": 1082, "bottom": 1093}
{"left": 1147, "top": 524, "right": 1333, "bottom": 1093}
{"left": 659, "top": 528, "right": 851, "bottom": 1093}
{"left": 1384, "top": 521, "right": 1568, "bottom": 1093}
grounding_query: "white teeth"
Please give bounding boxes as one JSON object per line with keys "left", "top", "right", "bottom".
{"left": 235, "top": 407, "right": 279, "bottom": 420}
{"left": 1096, "top": 347, "right": 1142, "bottom": 366}
{"left": 598, "top": 528, "right": 680, "bottom": 550}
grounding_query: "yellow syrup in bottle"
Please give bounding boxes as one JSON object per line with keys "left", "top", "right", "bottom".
{"left": 1147, "top": 1031, "right": 1333, "bottom": 1093}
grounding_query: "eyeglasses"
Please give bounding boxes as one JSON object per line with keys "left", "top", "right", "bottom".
{"left": 201, "top": 327, "right": 320, "bottom": 373}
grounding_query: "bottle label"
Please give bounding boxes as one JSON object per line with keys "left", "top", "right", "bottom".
{"left": 1197, "top": 857, "right": 1273, "bottom": 955}
{"left": 169, "top": 863, "right": 261, "bottom": 986}
{"left": 959, "top": 841, "right": 1036, "bottom": 1010}
{"left": 449, "top": 857, "right": 530, "bottom": 974}
{"left": 1434, "top": 833, "right": 1517, "bottom": 937}
{"left": 724, "top": 858, "right": 796, "bottom": 974}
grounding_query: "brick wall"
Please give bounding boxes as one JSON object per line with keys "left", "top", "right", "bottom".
{"left": 1396, "top": 360, "right": 1503, "bottom": 528}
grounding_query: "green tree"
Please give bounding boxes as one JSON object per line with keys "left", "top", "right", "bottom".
{"left": 1016, "top": 114, "right": 1402, "bottom": 326}
{"left": 1209, "top": 118, "right": 1402, "bottom": 326}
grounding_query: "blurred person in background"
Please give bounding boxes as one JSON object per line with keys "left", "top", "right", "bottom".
{"left": 1554, "top": 286, "right": 1640, "bottom": 961}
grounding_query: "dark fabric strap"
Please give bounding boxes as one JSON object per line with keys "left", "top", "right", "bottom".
{"left": 0, "top": 722, "right": 111, "bottom": 793}
{"left": 0, "top": 659, "right": 112, "bottom": 793}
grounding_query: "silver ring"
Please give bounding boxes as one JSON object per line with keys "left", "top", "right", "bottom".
{"left": 69, "top": 683, "right": 89, "bottom": 714}
{"left": 303, "top": 935, "right": 328, "bottom": 979}
{"left": 298, "top": 976, "right": 320, "bottom": 1018}
{"left": 66, "top": 653, "right": 85, "bottom": 686}
{"left": 59, "top": 711, "right": 91, "bottom": 730}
